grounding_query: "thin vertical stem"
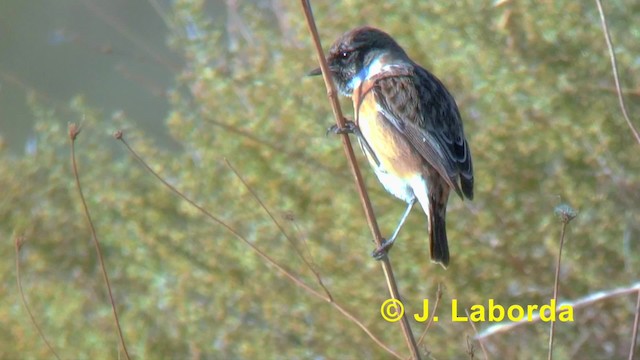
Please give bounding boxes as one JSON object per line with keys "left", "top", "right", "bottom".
{"left": 629, "top": 289, "right": 640, "bottom": 360}
{"left": 69, "top": 124, "right": 130, "bottom": 359}
{"left": 548, "top": 222, "right": 567, "bottom": 360}
{"left": 594, "top": 0, "right": 640, "bottom": 145}
{"left": 299, "top": 2, "right": 421, "bottom": 358}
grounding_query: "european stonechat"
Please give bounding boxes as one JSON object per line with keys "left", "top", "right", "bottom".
{"left": 309, "top": 26, "right": 474, "bottom": 267}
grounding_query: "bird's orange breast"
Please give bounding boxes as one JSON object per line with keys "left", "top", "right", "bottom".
{"left": 353, "top": 89, "right": 424, "bottom": 179}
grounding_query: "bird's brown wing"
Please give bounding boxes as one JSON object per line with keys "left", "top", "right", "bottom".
{"left": 371, "top": 65, "right": 474, "bottom": 200}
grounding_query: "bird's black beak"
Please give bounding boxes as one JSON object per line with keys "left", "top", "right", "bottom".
{"left": 307, "top": 67, "right": 323, "bottom": 77}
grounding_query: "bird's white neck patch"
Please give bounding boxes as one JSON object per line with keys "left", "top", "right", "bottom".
{"left": 348, "top": 55, "right": 392, "bottom": 92}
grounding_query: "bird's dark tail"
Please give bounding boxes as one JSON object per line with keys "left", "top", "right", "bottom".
{"left": 429, "top": 191, "right": 450, "bottom": 268}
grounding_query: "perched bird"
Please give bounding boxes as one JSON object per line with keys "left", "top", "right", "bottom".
{"left": 309, "top": 26, "right": 473, "bottom": 267}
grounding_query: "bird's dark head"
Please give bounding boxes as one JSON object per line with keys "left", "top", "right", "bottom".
{"left": 308, "top": 26, "right": 409, "bottom": 96}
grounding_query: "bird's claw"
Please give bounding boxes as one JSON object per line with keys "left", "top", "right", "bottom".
{"left": 371, "top": 238, "right": 395, "bottom": 260}
{"left": 326, "top": 120, "right": 357, "bottom": 136}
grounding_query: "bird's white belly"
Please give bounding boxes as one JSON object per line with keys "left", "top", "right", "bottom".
{"left": 358, "top": 136, "right": 416, "bottom": 204}
{"left": 356, "top": 110, "right": 421, "bottom": 204}
{"left": 372, "top": 166, "right": 415, "bottom": 203}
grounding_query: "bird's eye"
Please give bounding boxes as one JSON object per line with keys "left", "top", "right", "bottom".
{"left": 340, "top": 51, "right": 350, "bottom": 59}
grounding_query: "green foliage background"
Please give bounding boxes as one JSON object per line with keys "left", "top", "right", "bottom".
{"left": 2, "top": 0, "right": 639, "bottom": 358}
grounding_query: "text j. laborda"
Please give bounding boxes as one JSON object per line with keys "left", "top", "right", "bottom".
{"left": 380, "top": 298, "right": 573, "bottom": 323}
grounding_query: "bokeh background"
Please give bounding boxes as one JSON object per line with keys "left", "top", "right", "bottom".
{"left": 1, "top": 0, "right": 639, "bottom": 359}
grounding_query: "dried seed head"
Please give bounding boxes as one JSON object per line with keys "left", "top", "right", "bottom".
{"left": 68, "top": 123, "right": 81, "bottom": 140}
{"left": 554, "top": 203, "right": 577, "bottom": 224}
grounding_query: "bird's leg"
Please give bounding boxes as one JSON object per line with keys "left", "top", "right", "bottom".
{"left": 327, "top": 119, "right": 380, "bottom": 167}
{"left": 372, "top": 197, "right": 416, "bottom": 260}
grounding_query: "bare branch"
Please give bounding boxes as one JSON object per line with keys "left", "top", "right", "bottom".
{"left": 548, "top": 204, "right": 576, "bottom": 360}
{"left": 594, "top": 0, "right": 640, "bottom": 145}
{"left": 15, "top": 236, "right": 61, "bottom": 360}
{"left": 299, "top": 1, "right": 421, "bottom": 358}
{"left": 69, "top": 123, "right": 130, "bottom": 359}
{"left": 224, "top": 158, "right": 333, "bottom": 301}
{"left": 477, "top": 282, "right": 640, "bottom": 340}
{"left": 630, "top": 289, "right": 640, "bottom": 360}
{"left": 416, "top": 283, "right": 442, "bottom": 348}
{"left": 116, "top": 131, "right": 402, "bottom": 358}
{"left": 464, "top": 308, "right": 489, "bottom": 360}
{"left": 202, "top": 115, "right": 348, "bottom": 182}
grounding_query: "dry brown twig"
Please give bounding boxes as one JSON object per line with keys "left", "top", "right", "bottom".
{"left": 464, "top": 308, "right": 489, "bottom": 360}
{"left": 476, "top": 282, "right": 640, "bottom": 340}
{"left": 630, "top": 289, "right": 640, "bottom": 360}
{"left": 224, "top": 159, "right": 333, "bottom": 301}
{"left": 466, "top": 335, "right": 476, "bottom": 360}
{"left": 115, "top": 131, "right": 403, "bottom": 359}
{"left": 548, "top": 204, "right": 576, "bottom": 360}
{"left": 70, "top": 123, "right": 131, "bottom": 360}
{"left": 591, "top": 4, "right": 640, "bottom": 350}
{"left": 15, "top": 236, "right": 62, "bottom": 360}
{"left": 594, "top": 0, "right": 640, "bottom": 146}
{"left": 299, "top": 1, "right": 422, "bottom": 359}
{"left": 201, "top": 114, "right": 348, "bottom": 182}
{"left": 415, "top": 284, "right": 442, "bottom": 347}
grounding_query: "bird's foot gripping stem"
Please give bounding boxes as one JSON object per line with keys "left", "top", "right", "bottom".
{"left": 326, "top": 119, "right": 357, "bottom": 136}
{"left": 371, "top": 237, "right": 395, "bottom": 260}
